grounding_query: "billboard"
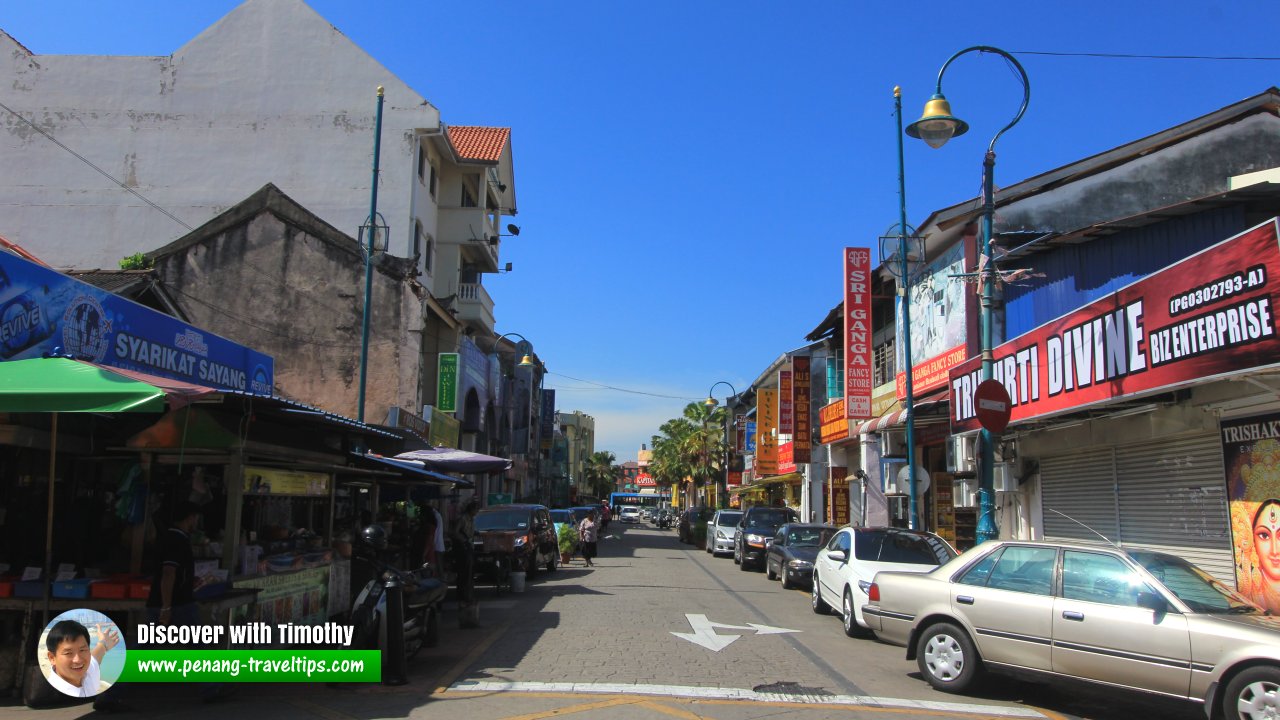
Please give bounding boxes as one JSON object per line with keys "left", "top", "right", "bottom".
{"left": 792, "top": 356, "right": 811, "bottom": 463}
{"left": 844, "top": 247, "right": 873, "bottom": 419}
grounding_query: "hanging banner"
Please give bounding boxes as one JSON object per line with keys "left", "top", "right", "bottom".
{"left": 777, "top": 441, "right": 795, "bottom": 474}
{"left": 779, "top": 370, "right": 794, "bottom": 435}
{"left": 828, "top": 467, "right": 849, "bottom": 526}
{"left": 897, "top": 345, "right": 967, "bottom": 400}
{"left": 757, "top": 388, "right": 778, "bottom": 475}
{"left": 540, "top": 389, "right": 556, "bottom": 443}
{"left": 819, "top": 399, "right": 848, "bottom": 445}
{"left": 793, "top": 356, "right": 812, "bottom": 463}
{"left": 0, "top": 251, "right": 273, "bottom": 392}
{"left": 844, "top": 247, "right": 873, "bottom": 420}
{"left": 951, "top": 218, "right": 1280, "bottom": 432}
{"left": 1222, "top": 412, "right": 1280, "bottom": 612}
{"left": 436, "top": 353, "right": 459, "bottom": 413}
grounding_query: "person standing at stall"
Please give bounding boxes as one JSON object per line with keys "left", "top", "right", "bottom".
{"left": 452, "top": 499, "right": 480, "bottom": 627}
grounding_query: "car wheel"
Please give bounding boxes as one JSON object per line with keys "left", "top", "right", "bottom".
{"left": 546, "top": 553, "right": 557, "bottom": 573}
{"left": 739, "top": 554, "right": 752, "bottom": 571}
{"left": 780, "top": 567, "right": 793, "bottom": 589}
{"left": 842, "top": 588, "right": 871, "bottom": 638}
{"left": 1223, "top": 665, "right": 1280, "bottom": 720}
{"left": 733, "top": 546, "right": 741, "bottom": 565}
{"left": 811, "top": 575, "right": 830, "bottom": 615}
{"left": 916, "top": 622, "right": 982, "bottom": 693}
{"left": 766, "top": 562, "right": 777, "bottom": 581}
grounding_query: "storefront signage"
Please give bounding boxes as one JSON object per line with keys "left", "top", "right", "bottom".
{"left": 540, "top": 389, "right": 556, "bottom": 448}
{"left": 436, "top": 354, "right": 459, "bottom": 413}
{"left": 828, "top": 467, "right": 849, "bottom": 526}
{"left": 1221, "top": 412, "right": 1280, "bottom": 613}
{"left": 792, "top": 356, "right": 811, "bottom": 463}
{"left": 0, "top": 251, "right": 274, "bottom": 392}
{"left": 951, "top": 219, "right": 1280, "bottom": 432}
{"left": 897, "top": 345, "right": 966, "bottom": 399}
{"left": 844, "top": 247, "right": 873, "bottom": 419}
{"left": 779, "top": 370, "right": 793, "bottom": 435}
{"left": 387, "top": 406, "right": 430, "bottom": 441}
{"left": 232, "top": 565, "right": 330, "bottom": 627}
{"left": 777, "top": 441, "right": 795, "bottom": 474}
{"left": 636, "top": 473, "right": 656, "bottom": 487}
{"left": 819, "top": 399, "right": 848, "bottom": 445}
{"left": 244, "top": 466, "right": 330, "bottom": 496}
{"left": 757, "top": 388, "right": 778, "bottom": 476}
{"left": 745, "top": 421, "right": 756, "bottom": 453}
{"left": 427, "top": 405, "right": 461, "bottom": 448}
{"left": 727, "top": 471, "right": 743, "bottom": 488}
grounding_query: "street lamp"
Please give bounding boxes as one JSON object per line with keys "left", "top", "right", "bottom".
{"left": 906, "top": 46, "right": 1030, "bottom": 544}
{"left": 705, "top": 381, "right": 738, "bottom": 509}
{"left": 484, "top": 332, "right": 538, "bottom": 499}
{"left": 357, "top": 86, "right": 386, "bottom": 423}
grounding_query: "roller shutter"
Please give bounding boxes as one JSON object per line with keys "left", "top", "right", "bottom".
{"left": 1040, "top": 448, "right": 1118, "bottom": 543}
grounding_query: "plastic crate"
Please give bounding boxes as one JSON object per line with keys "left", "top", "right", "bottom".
{"left": 52, "top": 579, "right": 96, "bottom": 599}
{"left": 0, "top": 580, "right": 12, "bottom": 598}
{"left": 127, "top": 580, "right": 152, "bottom": 599}
{"left": 90, "top": 581, "right": 129, "bottom": 600}
{"left": 15, "top": 581, "right": 42, "bottom": 598}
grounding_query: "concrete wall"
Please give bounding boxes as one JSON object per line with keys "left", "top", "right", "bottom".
{"left": 0, "top": 0, "right": 440, "bottom": 268}
{"left": 150, "top": 185, "right": 424, "bottom": 421}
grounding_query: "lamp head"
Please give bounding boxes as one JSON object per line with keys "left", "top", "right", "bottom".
{"left": 905, "top": 93, "right": 969, "bottom": 149}
{"left": 518, "top": 354, "right": 535, "bottom": 368}
{"left": 704, "top": 396, "right": 719, "bottom": 409}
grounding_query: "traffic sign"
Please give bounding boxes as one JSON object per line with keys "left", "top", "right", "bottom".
{"left": 974, "top": 379, "right": 1012, "bottom": 433}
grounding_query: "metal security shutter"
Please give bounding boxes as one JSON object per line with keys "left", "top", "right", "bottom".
{"left": 1040, "top": 448, "right": 1118, "bottom": 542}
{"left": 1113, "top": 433, "right": 1234, "bottom": 584}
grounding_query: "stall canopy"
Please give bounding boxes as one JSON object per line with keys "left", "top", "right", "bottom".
{"left": 350, "top": 452, "right": 474, "bottom": 488}
{"left": 394, "top": 446, "right": 512, "bottom": 474}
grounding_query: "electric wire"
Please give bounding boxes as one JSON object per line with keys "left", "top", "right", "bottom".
{"left": 1010, "top": 50, "right": 1280, "bottom": 61}
{"left": 0, "top": 99, "right": 194, "bottom": 232}
{"left": 546, "top": 371, "right": 702, "bottom": 401}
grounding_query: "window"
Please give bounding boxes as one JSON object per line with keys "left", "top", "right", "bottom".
{"left": 958, "top": 548, "right": 1001, "bottom": 587}
{"left": 429, "top": 162, "right": 438, "bottom": 198}
{"left": 417, "top": 145, "right": 427, "bottom": 182}
{"left": 982, "top": 546, "right": 1057, "bottom": 596}
{"left": 461, "top": 176, "right": 477, "bottom": 208}
{"left": 1062, "top": 551, "right": 1148, "bottom": 607}
{"left": 873, "top": 338, "right": 896, "bottom": 387}
{"left": 853, "top": 529, "right": 955, "bottom": 565}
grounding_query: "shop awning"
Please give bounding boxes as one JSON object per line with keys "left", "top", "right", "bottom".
{"left": 854, "top": 390, "right": 949, "bottom": 435}
{"left": 0, "top": 357, "right": 170, "bottom": 413}
{"left": 349, "top": 452, "right": 474, "bottom": 488}
{"left": 394, "top": 446, "right": 512, "bottom": 474}
{"left": 729, "top": 472, "right": 803, "bottom": 494}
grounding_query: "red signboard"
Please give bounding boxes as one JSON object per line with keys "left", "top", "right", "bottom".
{"left": 973, "top": 379, "right": 1012, "bottom": 433}
{"left": 827, "top": 467, "right": 849, "bottom": 526}
{"left": 779, "top": 370, "right": 794, "bottom": 435}
{"left": 897, "top": 345, "right": 967, "bottom": 399}
{"left": 844, "top": 247, "right": 873, "bottom": 419}
{"left": 778, "top": 441, "right": 795, "bottom": 474}
{"left": 635, "top": 473, "right": 655, "bottom": 487}
{"left": 727, "top": 471, "right": 743, "bottom": 488}
{"left": 792, "top": 356, "right": 812, "bottom": 463}
{"left": 950, "top": 219, "right": 1280, "bottom": 432}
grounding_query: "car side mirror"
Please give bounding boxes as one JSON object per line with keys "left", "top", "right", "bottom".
{"left": 1137, "top": 590, "right": 1169, "bottom": 614}
{"left": 828, "top": 550, "right": 847, "bottom": 563}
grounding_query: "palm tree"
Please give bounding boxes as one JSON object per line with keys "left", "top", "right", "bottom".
{"left": 583, "top": 450, "right": 621, "bottom": 498}
{"left": 650, "top": 402, "right": 729, "bottom": 505}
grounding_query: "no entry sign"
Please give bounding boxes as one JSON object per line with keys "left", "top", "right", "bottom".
{"left": 974, "top": 379, "right": 1012, "bottom": 433}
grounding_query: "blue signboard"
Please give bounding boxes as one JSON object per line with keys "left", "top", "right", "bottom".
{"left": 0, "top": 251, "right": 274, "bottom": 393}
{"left": 745, "top": 421, "right": 757, "bottom": 453}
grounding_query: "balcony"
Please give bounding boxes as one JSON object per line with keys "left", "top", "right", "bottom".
{"left": 457, "top": 282, "right": 495, "bottom": 332}
{"left": 439, "top": 207, "right": 499, "bottom": 273}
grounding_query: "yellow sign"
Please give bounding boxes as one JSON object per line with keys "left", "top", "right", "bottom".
{"left": 757, "top": 388, "right": 778, "bottom": 475}
{"left": 244, "top": 466, "right": 330, "bottom": 496}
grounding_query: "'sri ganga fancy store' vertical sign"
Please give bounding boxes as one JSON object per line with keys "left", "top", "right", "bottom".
{"left": 844, "top": 247, "right": 873, "bottom": 419}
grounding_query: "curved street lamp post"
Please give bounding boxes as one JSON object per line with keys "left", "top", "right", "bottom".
{"left": 484, "top": 332, "right": 536, "bottom": 499}
{"left": 906, "top": 46, "right": 1030, "bottom": 544}
{"left": 704, "top": 381, "right": 738, "bottom": 509}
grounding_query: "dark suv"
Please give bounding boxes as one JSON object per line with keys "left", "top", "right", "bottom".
{"left": 473, "top": 503, "right": 559, "bottom": 574}
{"left": 733, "top": 506, "right": 800, "bottom": 571}
{"left": 677, "top": 507, "right": 715, "bottom": 544}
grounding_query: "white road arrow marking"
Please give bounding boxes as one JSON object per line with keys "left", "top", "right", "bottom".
{"left": 670, "top": 614, "right": 800, "bottom": 652}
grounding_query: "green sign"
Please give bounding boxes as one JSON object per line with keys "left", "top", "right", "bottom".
{"left": 117, "top": 650, "right": 379, "bottom": 682}
{"left": 487, "top": 493, "right": 513, "bottom": 506}
{"left": 437, "top": 353, "right": 459, "bottom": 413}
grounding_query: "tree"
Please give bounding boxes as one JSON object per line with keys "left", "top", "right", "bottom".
{"left": 649, "top": 402, "right": 728, "bottom": 505}
{"left": 583, "top": 450, "right": 621, "bottom": 498}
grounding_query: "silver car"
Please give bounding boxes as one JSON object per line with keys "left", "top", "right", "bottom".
{"left": 862, "top": 539, "right": 1280, "bottom": 720}
{"left": 705, "top": 510, "right": 742, "bottom": 556}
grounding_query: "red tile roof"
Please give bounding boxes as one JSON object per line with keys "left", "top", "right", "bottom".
{"left": 446, "top": 126, "right": 510, "bottom": 162}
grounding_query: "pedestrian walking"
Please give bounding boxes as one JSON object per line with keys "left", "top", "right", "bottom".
{"left": 452, "top": 499, "right": 481, "bottom": 627}
{"left": 578, "top": 511, "right": 599, "bottom": 567}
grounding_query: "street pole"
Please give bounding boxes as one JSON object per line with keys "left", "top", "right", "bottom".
{"left": 357, "top": 86, "right": 385, "bottom": 423}
{"left": 894, "top": 86, "right": 919, "bottom": 531}
{"left": 705, "top": 381, "right": 737, "bottom": 509}
{"left": 906, "top": 46, "right": 1029, "bottom": 544}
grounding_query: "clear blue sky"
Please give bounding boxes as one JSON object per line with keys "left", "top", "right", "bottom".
{"left": 5, "top": 2, "right": 1279, "bottom": 461}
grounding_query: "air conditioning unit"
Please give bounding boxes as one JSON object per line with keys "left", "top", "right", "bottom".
{"left": 993, "top": 462, "right": 1018, "bottom": 492}
{"left": 953, "top": 476, "right": 977, "bottom": 508}
{"left": 950, "top": 435, "right": 975, "bottom": 472}
{"left": 880, "top": 429, "right": 906, "bottom": 459}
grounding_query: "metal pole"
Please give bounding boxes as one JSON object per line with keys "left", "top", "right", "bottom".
{"left": 976, "top": 150, "right": 999, "bottom": 543}
{"left": 894, "top": 86, "right": 919, "bottom": 530}
{"left": 357, "top": 86, "right": 385, "bottom": 423}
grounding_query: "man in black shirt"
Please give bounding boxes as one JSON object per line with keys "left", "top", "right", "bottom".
{"left": 147, "top": 502, "right": 200, "bottom": 627}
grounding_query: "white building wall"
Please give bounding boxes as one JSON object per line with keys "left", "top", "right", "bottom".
{"left": 0, "top": 0, "right": 441, "bottom": 268}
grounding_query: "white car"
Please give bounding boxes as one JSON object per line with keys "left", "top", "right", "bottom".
{"left": 619, "top": 506, "right": 642, "bottom": 523}
{"left": 811, "top": 527, "right": 956, "bottom": 637}
{"left": 705, "top": 510, "right": 743, "bottom": 556}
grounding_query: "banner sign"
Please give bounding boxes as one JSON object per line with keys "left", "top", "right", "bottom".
{"left": 387, "top": 406, "right": 429, "bottom": 441}
{"left": 540, "top": 389, "right": 556, "bottom": 440}
{"left": 745, "top": 421, "right": 756, "bottom": 453}
{"left": 0, "top": 251, "right": 273, "bottom": 392}
{"left": 792, "top": 356, "right": 812, "bottom": 463}
{"left": 727, "top": 471, "right": 743, "bottom": 488}
{"left": 951, "top": 219, "right": 1280, "bottom": 432}
{"left": 844, "top": 247, "right": 873, "bottom": 419}
{"left": 819, "top": 399, "right": 848, "bottom": 445}
{"left": 243, "top": 466, "right": 329, "bottom": 496}
{"left": 436, "top": 354, "right": 459, "bottom": 413}
{"left": 1222, "top": 411, "right": 1280, "bottom": 611}
{"left": 779, "top": 370, "right": 793, "bottom": 435}
{"left": 777, "top": 441, "right": 795, "bottom": 474}
{"left": 897, "top": 345, "right": 966, "bottom": 400}
{"left": 756, "top": 388, "right": 778, "bottom": 476}
{"left": 636, "top": 473, "right": 656, "bottom": 487}
{"left": 827, "top": 467, "right": 849, "bottom": 526}
{"left": 427, "top": 405, "right": 460, "bottom": 448}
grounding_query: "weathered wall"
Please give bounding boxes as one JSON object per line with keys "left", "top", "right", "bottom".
{"left": 151, "top": 185, "right": 424, "bottom": 422}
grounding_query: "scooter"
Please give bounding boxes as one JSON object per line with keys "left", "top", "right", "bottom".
{"left": 350, "top": 526, "right": 446, "bottom": 662}
{"left": 657, "top": 509, "right": 673, "bottom": 529}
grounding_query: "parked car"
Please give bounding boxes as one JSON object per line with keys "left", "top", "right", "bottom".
{"left": 549, "top": 509, "right": 574, "bottom": 536}
{"left": 733, "top": 506, "right": 799, "bottom": 570}
{"left": 862, "top": 539, "right": 1280, "bottom": 719}
{"left": 569, "top": 506, "right": 598, "bottom": 525}
{"left": 766, "top": 523, "right": 838, "bottom": 588}
{"left": 619, "top": 506, "right": 642, "bottom": 523}
{"left": 705, "top": 510, "right": 743, "bottom": 556}
{"left": 473, "top": 504, "right": 559, "bottom": 574}
{"left": 678, "top": 507, "right": 715, "bottom": 544}
{"left": 811, "top": 527, "right": 955, "bottom": 636}
{"left": 640, "top": 507, "right": 655, "bottom": 521}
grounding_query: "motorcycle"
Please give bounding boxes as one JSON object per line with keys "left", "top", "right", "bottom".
{"left": 350, "top": 525, "right": 446, "bottom": 662}
{"left": 656, "top": 509, "right": 673, "bottom": 529}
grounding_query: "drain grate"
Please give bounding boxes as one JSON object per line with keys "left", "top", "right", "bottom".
{"left": 751, "top": 681, "right": 833, "bottom": 696}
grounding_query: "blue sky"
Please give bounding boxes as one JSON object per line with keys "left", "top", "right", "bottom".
{"left": 4, "top": 2, "right": 1279, "bottom": 461}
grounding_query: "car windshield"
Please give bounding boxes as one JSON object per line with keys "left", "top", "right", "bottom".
{"left": 746, "top": 509, "right": 795, "bottom": 529}
{"left": 854, "top": 529, "right": 955, "bottom": 565}
{"left": 787, "top": 527, "right": 836, "bottom": 547}
{"left": 1129, "top": 550, "right": 1263, "bottom": 615}
{"left": 715, "top": 512, "right": 743, "bottom": 527}
{"left": 476, "top": 510, "right": 531, "bottom": 531}
{"left": 550, "top": 510, "right": 572, "bottom": 524}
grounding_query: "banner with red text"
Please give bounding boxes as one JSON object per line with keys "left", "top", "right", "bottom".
{"left": 845, "top": 247, "right": 873, "bottom": 419}
{"left": 779, "top": 370, "right": 794, "bottom": 435}
{"left": 757, "top": 388, "right": 779, "bottom": 475}
{"left": 950, "top": 218, "right": 1280, "bottom": 432}
{"left": 792, "top": 356, "right": 812, "bottom": 463}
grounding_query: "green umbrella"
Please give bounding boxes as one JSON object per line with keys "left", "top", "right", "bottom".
{"left": 0, "top": 357, "right": 167, "bottom": 623}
